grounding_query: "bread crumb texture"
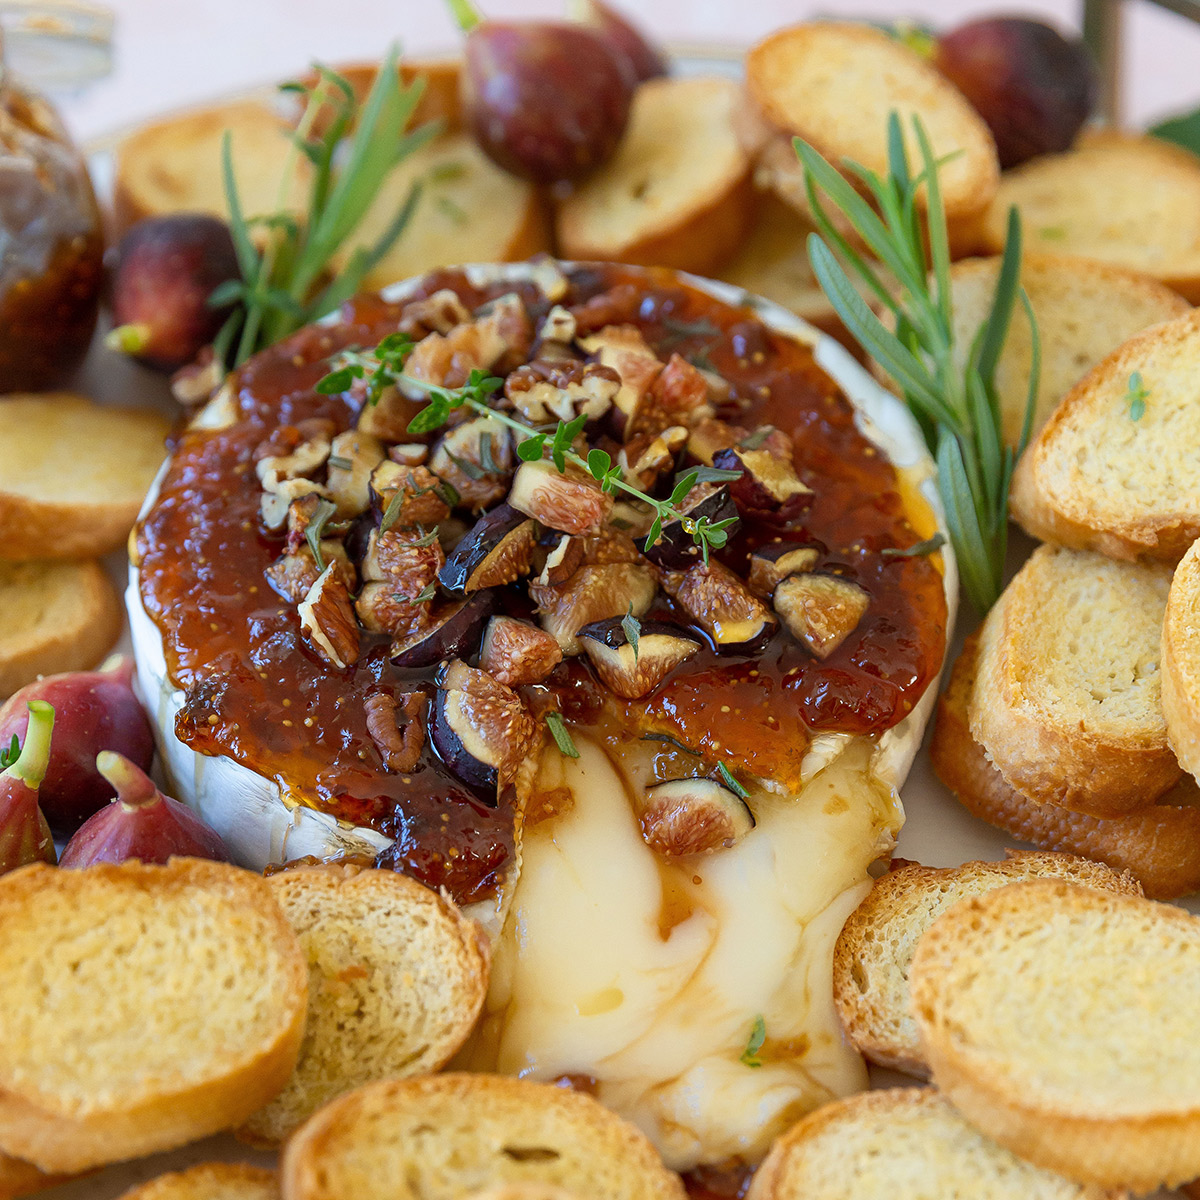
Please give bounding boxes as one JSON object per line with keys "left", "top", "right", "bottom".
{"left": 116, "top": 1161, "right": 278, "bottom": 1199}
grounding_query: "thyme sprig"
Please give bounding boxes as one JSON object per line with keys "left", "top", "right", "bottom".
{"left": 316, "top": 341, "right": 741, "bottom": 562}
{"left": 213, "top": 48, "right": 434, "bottom": 369}
{"left": 796, "top": 113, "right": 1040, "bottom": 612}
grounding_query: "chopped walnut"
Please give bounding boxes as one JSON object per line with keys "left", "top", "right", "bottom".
{"left": 260, "top": 478, "right": 333, "bottom": 531}
{"left": 406, "top": 292, "right": 532, "bottom": 389}
{"left": 397, "top": 288, "right": 472, "bottom": 337}
{"left": 388, "top": 443, "right": 429, "bottom": 467}
{"left": 539, "top": 304, "right": 577, "bottom": 345}
{"left": 364, "top": 690, "right": 426, "bottom": 773}
{"left": 254, "top": 419, "right": 335, "bottom": 490}
{"left": 503, "top": 358, "right": 619, "bottom": 425}
{"left": 298, "top": 564, "right": 360, "bottom": 670}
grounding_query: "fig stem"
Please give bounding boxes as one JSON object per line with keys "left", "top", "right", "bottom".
{"left": 3, "top": 702, "right": 54, "bottom": 790}
{"left": 444, "top": 0, "right": 482, "bottom": 33}
{"left": 96, "top": 750, "right": 160, "bottom": 811}
{"left": 104, "top": 323, "right": 152, "bottom": 355}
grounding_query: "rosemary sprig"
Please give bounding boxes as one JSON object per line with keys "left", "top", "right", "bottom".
{"left": 316, "top": 342, "right": 741, "bottom": 562}
{"left": 795, "top": 113, "right": 1040, "bottom": 612}
{"left": 213, "top": 47, "right": 435, "bottom": 369}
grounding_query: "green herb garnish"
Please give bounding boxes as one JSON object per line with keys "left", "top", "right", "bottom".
{"left": 304, "top": 497, "right": 339, "bottom": 573}
{"left": 621, "top": 608, "right": 642, "bottom": 660}
{"left": 327, "top": 454, "right": 353, "bottom": 470}
{"left": 796, "top": 112, "right": 1040, "bottom": 612}
{"left": 640, "top": 731, "right": 699, "bottom": 755}
{"left": 1151, "top": 107, "right": 1200, "bottom": 157}
{"left": 214, "top": 48, "right": 434, "bottom": 370}
{"left": 740, "top": 1015, "right": 767, "bottom": 1067}
{"left": 317, "top": 344, "right": 738, "bottom": 563}
{"left": 1125, "top": 370, "right": 1149, "bottom": 421}
{"left": 546, "top": 711, "right": 580, "bottom": 758}
{"left": 881, "top": 532, "right": 947, "bottom": 559}
{"left": 716, "top": 761, "right": 749, "bottom": 800}
{"left": 435, "top": 194, "right": 468, "bottom": 224}
{"left": 394, "top": 581, "right": 437, "bottom": 605}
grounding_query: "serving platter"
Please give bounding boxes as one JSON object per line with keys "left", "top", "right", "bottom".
{"left": 27, "top": 44, "right": 1196, "bottom": 1200}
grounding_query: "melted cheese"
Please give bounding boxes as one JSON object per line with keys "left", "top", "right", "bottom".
{"left": 469, "top": 736, "right": 902, "bottom": 1170}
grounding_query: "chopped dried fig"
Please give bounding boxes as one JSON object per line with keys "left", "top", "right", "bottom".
{"left": 532, "top": 531, "right": 587, "bottom": 587}
{"left": 650, "top": 353, "right": 710, "bottom": 420}
{"left": 389, "top": 591, "right": 496, "bottom": 668}
{"left": 686, "top": 417, "right": 746, "bottom": 466}
{"left": 774, "top": 572, "right": 870, "bottom": 659}
{"left": 508, "top": 459, "right": 613, "bottom": 536}
{"left": 430, "top": 416, "right": 514, "bottom": 513}
{"left": 479, "top": 615, "right": 563, "bottom": 686}
{"left": 530, "top": 562, "right": 657, "bottom": 654}
{"left": 618, "top": 425, "right": 688, "bottom": 492}
{"left": 438, "top": 504, "right": 536, "bottom": 595}
{"left": 639, "top": 481, "right": 739, "bottom": 570}
{"left": 432, "top": 660, "right": 538, "bottom": 792}
{"left": 326, "top": 429, "right": 386, "bottom": 518}
{"left": 370, "top": 462, "right": 453, "bottom": 528}
{"left": 577, "top": 617, "right": 700, "bottom": 698}
{"left": 298, "top": 564, "right": 360, "bottom": 670}
{"left": 747, "top": 542, "right": 822, "bottom": 596}
{"left": 577, "top": 323, "right": 665, "bottom": 438}
{"left": 638, "top": 778, "right": 754, "bottom": 856}
{"left": 661, "top": 560, "right": 776, "bottom": 651}
{"left": 712, "top": 445, "right": 812, "bottom": 515}
{"left": 364, "top": 690, "right": 425, "bottom": 773}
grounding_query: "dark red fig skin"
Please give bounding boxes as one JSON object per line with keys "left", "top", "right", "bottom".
{"left": 936, "top": 17, "right": 1097, "bottom": 169}
{"left": 0, "top": 701, "right": 56, "bottom": 875}
{"left": 579, "top": 0, "right": 667, "bottom": 83}
{"left": 59, "top": 751, "right": 229, "bottom": 868}
{"left": 0, "top": 658, "right": 156, "bottom": 837}
{"left": 463, "top": 21, "right": 636, "bottom": 184}
{"left": 107, "top": 212, "right": 240, "bottom": 371}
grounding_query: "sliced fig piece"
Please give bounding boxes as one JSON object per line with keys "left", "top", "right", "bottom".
{"left": 661, "top": 560, "right": 776, "bottom": 652}
{"left": 578, "top": 323, "right": 665, "bottom": 438}
{"left": 650, "top": 353, "right": 710, "bottom": 420}
{"left": 479, "top": 616, "right": 563, "bottom": 686}
{"left": 530, "top": 562, "right": 656, "bottom": 654}
{"left": 432, "top": 661, "right": 538, "bottom": 793}
{"left": 389, "top": 590, "right": 496, "bottom": 668}
{"left": 438, "top": 504, "right": 537, "bottom": 596}
{"left": 429, "top": 416, "right": 514, "bottom": 513}
{"left": 712, "top": 445, "right": 812, "bottom": 515}
{"left": 532, "top": 531, "right": 586, "bottom": 587}
{"left": 370, "top": 462, "right": 453, "bottom": 528}
{"left": 638, "top": 778, "right": 755, "bottom": 856}
{"left": 577, "top": 617, "right": 700, "bottom": 699}
{"left": 619, "top": 425, "right": 687, "bottom": 491}
{"left": 747, "top": 542, "right": 822, "bottom": 597}
{"left": 686, "top": 417, "right": 746, "bottom": 466}
{"left": 774, "top": 572, "right": 870, "bottom": 659}
{"left": 639, "top": 481, "right": 739, "bottom": 570}
{"left": 508, "top": 459, "right": 613, "bottom": 536}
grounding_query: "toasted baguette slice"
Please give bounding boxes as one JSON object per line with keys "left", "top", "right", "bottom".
{"left": 280, "top": 1074, "right": 686, "bottom": 1200}
{"left": 1010, "top": 309, "right": 1200, "bottom": 560}
{"left": 239, "top": 864, "right": 490, "bottom": 1146}
{"left": 1164, "top": 539, "right": 1200, "bottom": 783}
{"left": 947, "top": 255, "right": 1190, "bottom": 446}
{"left": 911, "top": 879, "right": 1200, "bottom": 1190}
{"left": 332, "top": 132, "right": 549, "bottom": 292}
{"left": 466, "top": 1189, "right": 583, "bottom": 1200}
{"left": 0, "top": 560, "right": 121, "bottom": 698}
{"left": 932, "top": 633, "right": 1200, "bottom": 900}
{"left": 746, "top": 22, "right": 998, "bottom": 227}
{"left": 833, "top": 852, "right": 1140, "bottom": 1077}
{"left": 0, "top": 860, "right": 307, "bottom": 1173}
{"left": 745, "top": 1088, "right": 1123, "bottom": 1200}
{"left": 556, "top": 76, "right": 754, "bottom": 275}
{"left": 980, "top": 132, "right": 1200, "bottom": 301}
{"left": 114, "top": 99, "right": 310, "bottom": 232}
{"left": 117, "top": 1163, "right": 278, "bottom": 1199}
{"left": 0, "top": 1154, "right": 74, "bottom": 1200}
{"left": 969, "top": 545, "right": 1179, "bottom": 816}
{"left": 0, "top": 394, "right": 169, "bottom": 560}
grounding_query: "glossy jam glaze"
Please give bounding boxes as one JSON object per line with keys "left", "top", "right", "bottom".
{"left": 136, "top": 264, "right": 947, "bottom": 903}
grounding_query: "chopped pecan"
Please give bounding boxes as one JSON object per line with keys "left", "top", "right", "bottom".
{"left": 327, "top": 430, "right": 386, "bottom": 518}
{"left": 661, "top": 560, "right": 777, "bottom": 651}
{"left": 568, "top": 282, "right": 642, "bottom": 334}
{"left": 429, "top": 416, "right": 514, "bottom": 513}
{"left": 503, "top": 358, "right": 619, "bottom": 425}
{"left": 479, "top": 615, "right": 563, "bottom": 686}
{"left": 364, "top": 690, "right": 426, "bottom": 773}
{"left": 370, "top": 462, "right": 453, "bottom": 528}
{"left": 298, "top": 564, "right": 360, "bottom": 670}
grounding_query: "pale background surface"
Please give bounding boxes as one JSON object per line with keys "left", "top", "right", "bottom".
{"left": 55, "top": 0, "right": 1200, "bottom": 143}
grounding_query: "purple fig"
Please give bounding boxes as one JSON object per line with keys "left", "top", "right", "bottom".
{"left": 576, "top": 0, "right": 667, "bottom": 83}
{"left": 0, "top": 701, "right": 57, "bottom": 874}
{"left": 0, "top": 656, "right": 156, "bottom": 836}
{"left": 59, "top": 752, "right": 229, "bottom": 868}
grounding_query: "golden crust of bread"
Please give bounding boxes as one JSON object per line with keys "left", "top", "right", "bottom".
{"left": 745, "top": 22, "right": 998, "bottom": 223}
{"left": 238, "top": 864, "right": 490, "bottom": 1147}
{"left": 0, "top": 559, "right": 121, "bottom": 699}
{"left": 280, "top": 1073, "right": 686, "bottom": 1200}
{"left": 556, "top": 76, "right": 755, "bottom": 276}
{"left": 116, "top": 1162, "right": 278, "bottom": 1199}
{"left": 832, "top": 853, "right": 1141, "bottom": 1076}
{"left": 910, "top": 879, "right": 1200, "bottom": 1190}
{"left": 932, "top": 634, "right": 1200, "bottom": 901}
{"left": 1164, "top": 539, "right": 1200, "bottom": 784}
{"left": 0, "top": 394, "right": 169, "bottom": 561}
{"left": 745, "top": 1088, "right": 1123, "bottom": 1199}
{"left": 0, "top": 860, "right": 307, "bottom": 1174}
{"left": 1010, "top": 309, "right": 1200, "bottom": 562}
{"left": 969, "top": 545, "right": 1179, "bottom": 816}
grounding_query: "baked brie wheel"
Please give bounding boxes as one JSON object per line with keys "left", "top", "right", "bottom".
{"left": 129, "top": 259, "right": 954, "bottom": 1179}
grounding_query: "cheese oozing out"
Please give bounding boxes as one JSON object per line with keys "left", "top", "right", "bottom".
{"left": 467, "top": 735, "right": 902, "bottom": 1170}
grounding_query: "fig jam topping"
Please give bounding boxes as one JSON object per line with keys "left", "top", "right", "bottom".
{"left": 137, "top": 264, "right": 947, "bottom": 902}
